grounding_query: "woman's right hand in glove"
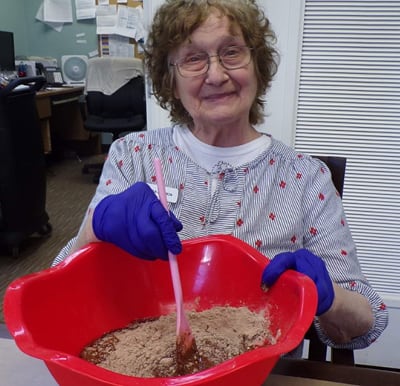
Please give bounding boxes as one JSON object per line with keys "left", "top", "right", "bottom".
{"left": 92, "top": 182, "right": 183, "bottom": 260}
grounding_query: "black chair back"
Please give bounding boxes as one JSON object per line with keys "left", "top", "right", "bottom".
{"left": 314, "top": 155, "right": 346, "bottom": 198}
{"left": 84, "top": 75, "right": 146, "bottom": 140}
{"left": 79, "top": 57, "right": 146, "bottom": 183}
{"left": 86, "top": 76, "right": 145, "bottom": 118}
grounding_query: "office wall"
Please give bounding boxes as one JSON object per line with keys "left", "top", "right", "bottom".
{"left": 25, "top": 0, "right": 98, "bottom": 64}
{"left": 0, "top": 0, "right": 29, "bottom": 57}
{"left": 0, "top": 0, "right": 98, "bottom": 65}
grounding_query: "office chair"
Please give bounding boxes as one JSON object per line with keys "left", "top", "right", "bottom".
{"left": 80, "top": 57, "right": 146, "bottom": 183}
{"left": 303, "top": 155, "right": 354, "bottom": 365}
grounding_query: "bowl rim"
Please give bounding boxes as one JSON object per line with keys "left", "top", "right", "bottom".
{"left": 4, "top": 234, "right": 317, "bottom": 384}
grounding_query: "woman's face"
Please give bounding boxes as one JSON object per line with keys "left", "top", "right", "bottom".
{"left": 172, "top": 13, "right": 258, "bottom": 133}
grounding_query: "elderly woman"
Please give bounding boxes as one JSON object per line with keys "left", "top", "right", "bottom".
{"left": 53, "top": 0, "right": 387, "bottom": 352}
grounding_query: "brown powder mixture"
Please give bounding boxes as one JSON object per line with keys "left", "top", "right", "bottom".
{"left": 81, "top": 306, "right": 278, "bottom": 378}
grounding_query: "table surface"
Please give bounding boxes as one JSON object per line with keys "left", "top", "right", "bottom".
{"left": 1, "top": 323, "right": 398, "bottom": 386}
{"left": 265, "top": 374, "right": 357, "bottom": 385}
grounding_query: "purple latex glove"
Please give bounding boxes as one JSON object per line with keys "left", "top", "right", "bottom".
{"left": 92, "top": 182, "right": 183, "bottom": 260}
{"left": 261, "top": 249, "right": 334, "bottom": 316}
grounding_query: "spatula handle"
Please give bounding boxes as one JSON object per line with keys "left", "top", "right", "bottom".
{"left": 154, "top": 158, "right": 191, "bottom": 335}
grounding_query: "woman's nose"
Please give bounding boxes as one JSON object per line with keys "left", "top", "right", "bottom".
{"left": 206, "top": 56, "right": 228, "bottom": 83}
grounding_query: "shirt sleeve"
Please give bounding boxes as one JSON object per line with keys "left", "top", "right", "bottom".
{"left": 301, "top": 157, "right": 388, "bottom": 349}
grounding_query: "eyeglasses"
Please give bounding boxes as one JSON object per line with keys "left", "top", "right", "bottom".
{"left": 170, "top": 45, "right": 253, "bottom": 78}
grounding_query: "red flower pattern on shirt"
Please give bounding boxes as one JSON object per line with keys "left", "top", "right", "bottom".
{"left": 90, "top": 130, "right": 389, "bottom": 350}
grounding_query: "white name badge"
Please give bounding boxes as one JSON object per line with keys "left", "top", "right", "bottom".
{"left": 147, "top": 183, "right": 179, "bottom": 204}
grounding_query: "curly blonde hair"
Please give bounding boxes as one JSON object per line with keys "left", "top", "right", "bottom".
{"left": 144, "top": 0, "right": 279, "bottom": 127}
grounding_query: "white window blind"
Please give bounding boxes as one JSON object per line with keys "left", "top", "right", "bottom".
{"left": 295, "top": 0, "right": 400, "bottom": 297}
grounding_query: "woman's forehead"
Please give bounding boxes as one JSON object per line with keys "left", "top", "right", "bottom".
{"left": 181, "top": 14, "right": 243, "bottom": 48}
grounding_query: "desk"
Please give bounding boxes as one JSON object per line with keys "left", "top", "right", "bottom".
{"left": 265, "top": 374, "right": 357, "bottom": 385}
{"left": 267, "top": 358, "right": 400, "bottom": 386}
{"left": 35, "top": 86, "right": 99, "bottom": 155}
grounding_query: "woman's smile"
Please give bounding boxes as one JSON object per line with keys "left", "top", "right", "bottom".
{"left": 203, "top": 91, "right": 236, "bottom": 102}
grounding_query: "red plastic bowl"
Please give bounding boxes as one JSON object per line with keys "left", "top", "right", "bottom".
{"left": 4, "top": 235, "right": 317, "bottom": 386}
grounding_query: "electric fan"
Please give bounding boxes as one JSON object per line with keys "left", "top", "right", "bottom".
{"left": 61, "top": 55, "right": 88, "bottom": 86}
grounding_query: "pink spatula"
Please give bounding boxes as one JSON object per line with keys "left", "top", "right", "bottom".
{"left": 154, "top": 158, "right": 198, "bottom": 368}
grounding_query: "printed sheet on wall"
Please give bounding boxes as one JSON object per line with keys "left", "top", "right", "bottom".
{"left": 95, "top": 0, "right": 144, "bottom": 58}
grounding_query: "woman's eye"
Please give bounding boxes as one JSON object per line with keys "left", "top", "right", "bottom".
{"left": 223, "top": 48, "right": 240, "bottom": 58}
{"left": 184, "top": 54, "right": 205, "bottom": 64}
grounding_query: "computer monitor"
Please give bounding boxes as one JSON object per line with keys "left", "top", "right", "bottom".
{"left": 0, "top": 31, "right": 16, "bottom": 72}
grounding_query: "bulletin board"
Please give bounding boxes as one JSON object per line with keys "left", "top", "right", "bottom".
{"left": 96, "top": 0, "right": 144, "bottom": 59}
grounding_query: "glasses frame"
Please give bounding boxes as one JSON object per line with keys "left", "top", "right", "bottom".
{"left": 170, "top": 45, "right": 253, "bottom": 78}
